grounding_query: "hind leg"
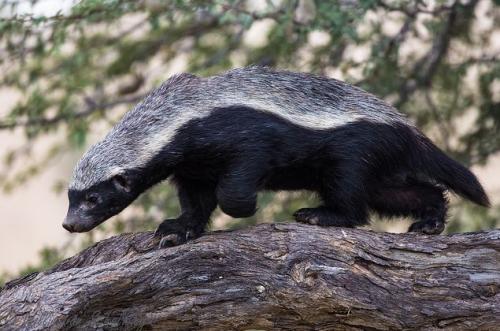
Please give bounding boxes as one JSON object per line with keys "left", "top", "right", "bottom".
{"left": 369, "top": 182, "right": 448, "bottom": 235}
{"left": 294, "top": 164, "right": 369, "bottom": 228}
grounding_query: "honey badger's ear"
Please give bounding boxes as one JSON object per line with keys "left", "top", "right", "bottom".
{"left": 112, "top": 174, "right": 131, "bottom": 192}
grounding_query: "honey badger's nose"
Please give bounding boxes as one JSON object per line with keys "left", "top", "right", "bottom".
{"left": 62, "top": 220, "right": 75, "bottom": 232}
{"left": 63, "top": 214, "right": 80, "bottom": 232}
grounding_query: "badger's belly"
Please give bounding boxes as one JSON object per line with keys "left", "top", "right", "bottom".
{"left": 263, "top": 164, "right": 324, "bottom": 191}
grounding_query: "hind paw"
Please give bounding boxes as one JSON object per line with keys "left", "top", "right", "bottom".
{"left": 408, "top": 219, "right": 445, "bottom": 235}
{"left": 293, "top": 207, "right": 358, "bottom": 227}
{"left": 294, "top": 208, "right": 322, "bottom": 225}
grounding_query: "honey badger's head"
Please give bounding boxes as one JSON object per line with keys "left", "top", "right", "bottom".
{"left": 64, "top": 164, "right": 141, "bottom": 233}
{"left": 64, "top": 134, "right": 172, "bottom": 232}
{"left": 63, "top": 84, "right": 187, "bottom": 233}
{"left": 64, "top": 126, "right": 185, "bottom": 232}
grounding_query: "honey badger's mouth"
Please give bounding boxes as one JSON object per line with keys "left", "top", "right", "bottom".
{"left": 62, "top": 213, "right": 106, "bottom": 233}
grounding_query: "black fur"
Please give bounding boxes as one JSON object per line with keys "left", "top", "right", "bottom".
{"left": 66, "top": 106, "right": 489, "bottom": 244}
{"left": 65, "top": 168, "right": 167, "bottom": 232}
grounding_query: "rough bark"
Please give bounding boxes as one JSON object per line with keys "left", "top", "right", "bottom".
{"left": 0, "top": 223, "right": 499, "bottom": 331}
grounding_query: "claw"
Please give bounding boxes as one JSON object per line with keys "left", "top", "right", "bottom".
{"left": 153, "top": 218, "right": 203, "bottom": 249}
{"left": 159, "top": 234, "right": 183, "bottom": 248}
{"left": 294, "top": 208, "right": 321, "bottom": 225}
{"left": 408, "top": 219, "right": 445, "bottom": 235}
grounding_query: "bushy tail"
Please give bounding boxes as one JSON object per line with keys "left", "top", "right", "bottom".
{"left": 413, "top": 134, "right": 490, "bottom": 207}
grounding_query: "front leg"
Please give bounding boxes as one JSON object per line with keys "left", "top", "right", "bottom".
{"left": 155, "top": 176, "right": 217, "bottom": 248}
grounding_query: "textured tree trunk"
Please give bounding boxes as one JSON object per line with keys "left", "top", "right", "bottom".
{"left": 0, "top": 223, "right": 499, "bottom": 330}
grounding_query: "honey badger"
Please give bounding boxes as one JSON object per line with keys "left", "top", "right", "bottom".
{"left": 64, "top": 66, "right": 490, "bottom": 247}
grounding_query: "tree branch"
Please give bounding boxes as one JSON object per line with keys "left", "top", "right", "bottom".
{"left": 377, "top": 0, "right": 455, "bottom": 17}
{"left": 0, "top": 224, "right": 498, "bottom": 330}
{"left": 396, "top": 1, "right": 458, "bottom": 107}
{"left": 0, "top": 94, "right": 145, "bottom": 130}
{"left": 1, "top": 0, "right": 132, "bottom": 26}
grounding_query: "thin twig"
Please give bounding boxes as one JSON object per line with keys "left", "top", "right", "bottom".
{"left": 424, "top": 90, "right": 452, "bottom": 152}
{"left": 0, "top": 93, "right": 146, "bottom": 130}
{"left": 396, "top": 1, "right": 461, "bottom": 107}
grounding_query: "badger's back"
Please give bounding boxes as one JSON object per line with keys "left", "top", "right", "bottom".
{"left": 119, "top": 67, "right": 408, "bottom": 134}
{"left": 71, "top": 66, "right": 411, "bottom": 190}
{"left": 120, "top": 67, "right": 410, "bottom": 154}
{"left": 201, "top": 67, "right": 408, "bottom": 129}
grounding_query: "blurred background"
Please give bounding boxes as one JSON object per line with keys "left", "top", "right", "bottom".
{"left": 0, "top": 0, "right": 498, "bottom": 284}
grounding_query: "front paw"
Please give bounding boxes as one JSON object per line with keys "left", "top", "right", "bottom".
{"left": 154, "top": 218, "right": 199, "bottom": 248}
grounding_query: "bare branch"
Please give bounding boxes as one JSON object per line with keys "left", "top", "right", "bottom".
{"left": 424, "top": 90, "right": 452, "bottom": 152}
{"left": 377, "top": 0, "right": 455, "bottom": 17}
{"left": 396, "top": 1, "right": 458, "bottom": 106}
{"left": 0, "top": 224, "right": 498, "bottom": 330}
{"left": 0, "top": 94, "right": 145, "bottom": 130}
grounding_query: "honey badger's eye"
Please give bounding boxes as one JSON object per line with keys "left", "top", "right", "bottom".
{"left": 83, "top": 194, "right": 99, "bottom": 209}
{"left": 87, "top": 195, "right": 98, "bottom": 204}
